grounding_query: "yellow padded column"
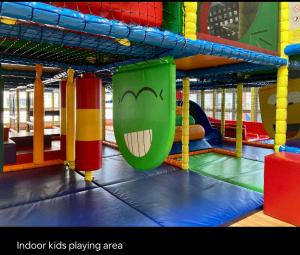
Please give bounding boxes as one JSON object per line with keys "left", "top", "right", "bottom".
{"left": 275, "top": 2, "right": 290, "bottom": 152}
{"left": 182, "top": 77, "right": 190, "bottom": 170}
{"left": 236, "top": 83, "right": 243, "bottom": 158}
{"left": 221, "top": 88, "right": 226, "bottom": 136}
{"left": 66, "top": 68, "right": 76, "bottom": 170}
{"left": 183, "top": 2, "right": 197, "bottom": 40}
{"left": 33, "top": 64, "right": 44, "bottom": 164}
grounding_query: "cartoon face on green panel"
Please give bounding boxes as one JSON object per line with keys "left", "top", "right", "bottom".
{"left": 112, "top": 57, "right": 176, "bottom": 170}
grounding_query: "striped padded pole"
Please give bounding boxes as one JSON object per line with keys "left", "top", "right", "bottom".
{"left": 75, "top": 73, "right": 102, "bottom": 181}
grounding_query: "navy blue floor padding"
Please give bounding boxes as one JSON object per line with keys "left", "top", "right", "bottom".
{"left": 170, "top": 139, "right": 212, "bottom": 155}
{"left": 105, "top": 171, "right": 263, "bottom": 226}
{"left": 0, "top": 187, "right": 160, "bottom": 227}
{"left": 215, "top": 142, "right": 274, "bottom": 162}
{"left": 102, "top": 145, "right": 121, "bottom": 158}
{"left": 82, "top": 155, "right": 179, "bottom": 187}
{"left": 0, "top": 165, "right": 96, "bottom": 210}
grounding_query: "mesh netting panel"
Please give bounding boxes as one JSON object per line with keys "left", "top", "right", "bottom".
{"left": 49, "top": 2, "right": 163, "bottom": 28}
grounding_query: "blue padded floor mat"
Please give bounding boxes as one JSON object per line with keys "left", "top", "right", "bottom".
{"left": 0, "top": 165, "right": 96, "bottom": 210}
{"left": 105, "top": 170, "right": 263, "bottom": 227}
{"left": 102, "top": 145, "right": 121, "bottom": 158}
{"left": 80, "top": 155, "right": 179, "bottom": 187}
{"left": 0, "top": 187, "right": 160, "bottom": 227}
{"left": 215, "top": 142, "right": 274, "bottom": 162}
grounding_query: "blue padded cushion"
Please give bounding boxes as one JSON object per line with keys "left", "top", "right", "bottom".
{"left": 0, "top": 165, "right": 96, "bottom": 209}
{"left": 85, "top": 155, "right": 179, "bottom": 187}
{"left": 102, "top": 145, "right": 121, "bottom": 158}
{"left": 0, "top": 188, "right": 159, "bottom": 227}
{"left": 170, "top": 139, "right": 212, "bottom": 155}
{"left": 215, "top": 142, "right": 274, "bottom": 162}
{"left": 105, "top": 171, "right": 263, "bottom": 226}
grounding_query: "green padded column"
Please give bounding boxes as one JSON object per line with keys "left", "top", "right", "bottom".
{"left": 0, "top": 65, "right": 3, "bottom": 172}
{"left": 162, "top": 2, "right": 183, "bottom": 35}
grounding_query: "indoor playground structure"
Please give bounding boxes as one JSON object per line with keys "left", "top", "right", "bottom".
{"left": 0, "top": 2, "right": 299, "bottom": 227}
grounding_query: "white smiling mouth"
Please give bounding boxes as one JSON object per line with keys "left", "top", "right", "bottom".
{"left": 124, "top": 129, "right": 152, "bottom": 157}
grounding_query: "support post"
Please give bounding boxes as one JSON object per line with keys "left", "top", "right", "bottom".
{"left": 182, "top": 77, "right": 190, "bottom": 170}
{"left": 51, "top": 89, "right": 55, "bottom": 127}
{"left": 275, "top": 2, "right": 290, "bottom": 152}
{"left": 201, "top": 90, "right": 205, "bottom": 110}
{"left": 212, "top": 89, "right": 216, "bottom": 119}
{"left": 33, "top": 64, "right": 44, "bottom": 164}
{"left": 25, "top": 87, "right": 30, "bottom": 132}
{"left": 102, "top": 86, "right": 106, "bottom": 142}
{"left": 16, "top": 87, "right": 20, "bottom": 132}
{"left": 221, "top": 88, "right": 226, "bottom": 136}
{"left": 236, "top": 83, "right": 243, "bottom": 158}
{"left": 250, "top": 87, "right": 255, "bottom": 122}
{"left": 66, "top": 69, "right": 75, "bottom": 170}
{"left": 0, "top": 65, "right": 4, "bottom": 172}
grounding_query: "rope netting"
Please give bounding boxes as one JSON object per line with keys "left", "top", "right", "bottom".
{"left": 49, "top": 2, "right": 164, "bottom": 28}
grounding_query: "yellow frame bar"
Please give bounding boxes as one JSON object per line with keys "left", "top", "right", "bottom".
{"left": 275, "top": 2, "right": 289, "bottom": 152}
{"left": 236, "top": 83, "right": 243, "bottom": 158}
{"left": 182, "top": 77, "right": 190, "bottom": 170}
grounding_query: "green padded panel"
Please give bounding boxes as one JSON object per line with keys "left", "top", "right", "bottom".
{"left": 229, "top": 170, "right": 264, "bottom": 193}
{"left": 179, "top": 153, "right": 264, "bottom": 192}
{"left": 112, "top": 57, "right": 176, "bottom": 170}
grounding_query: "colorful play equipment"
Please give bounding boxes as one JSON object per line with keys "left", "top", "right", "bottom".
{"left": 259, "top": 79, "right": 300, "bottom": 147}
{"left": 113, "top": 57, "right": 176, "bottom": 170}
{"left": 0, "top": 2, "right": 299, "bottom": 227}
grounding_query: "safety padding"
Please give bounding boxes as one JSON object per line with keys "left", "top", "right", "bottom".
{"left": 215, "top": 142, "right": 274, "bottom": 162}
{"left": 0, "top": 188, "right": 159, "bottom": 227}
{"left": 174, "top": 125, "right": 205, "bottom": 142}
{"left": 170, "top": 139, "right": 212, "bottom": 155}
{"left": 0, "top": 165, "right": 96, "bottom": 210}
{"left": 187, "top": 153, "right": 264, "bottom": 192}
{"left": 102, "top": 145, "right": 121, "bottom": 158}
{"left": 264, "top": 152, "right": 300, "bottom": 226}
{"left": 105, "top": 171, "right": 263, "bottom": 226}
{"left": 81, "top": 155, "right": 179, "bottom": 187}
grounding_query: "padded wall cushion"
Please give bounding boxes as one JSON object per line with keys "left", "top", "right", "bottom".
{"left": 0, "top": 165, "right": 96, "bottom": 209}
{"left": 105, "top": 171, "right": 263, "bottom": 226}
{"left": 0, "top": 188, "right": 160, "bottom": 227}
